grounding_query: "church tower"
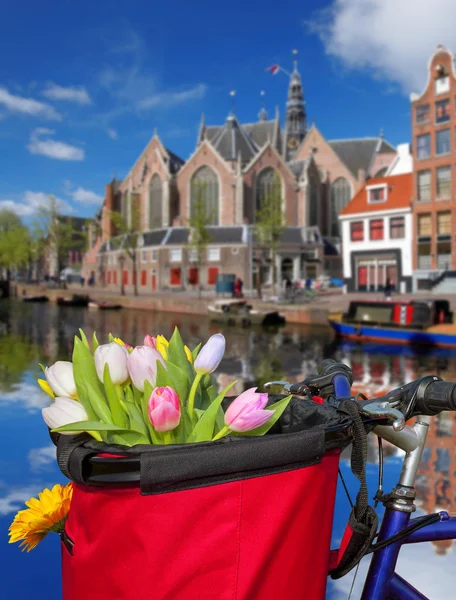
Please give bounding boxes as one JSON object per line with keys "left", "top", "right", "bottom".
{"left": 283, "top": 56, "right": 307, "bottom": 160}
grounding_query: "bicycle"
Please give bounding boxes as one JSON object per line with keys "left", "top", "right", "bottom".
{"left": 266, "top": 360, "right": 456, "bottom": 600}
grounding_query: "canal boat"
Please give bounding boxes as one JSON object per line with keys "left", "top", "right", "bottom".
{"left": 208, "top": 299, "right": 286, "bottom": 327}
{"left": 328, "top": 299, "right": 456, "bottom": 348}
{"left": 22, "top": 295, "right": 49, "bottom": 303}
{"left": 56, "top": 294, "right": 90, "bottom": 307}
{"left": 88, "top": 301, "right": 122, "bottom": 311}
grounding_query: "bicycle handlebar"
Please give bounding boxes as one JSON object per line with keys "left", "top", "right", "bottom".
{"left": 414, "top": 378, "right": 456, "bottom": 415}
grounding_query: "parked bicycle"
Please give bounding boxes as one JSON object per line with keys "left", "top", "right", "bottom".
{"left": 265, "top": 360, "right": 456, "bottom": 599}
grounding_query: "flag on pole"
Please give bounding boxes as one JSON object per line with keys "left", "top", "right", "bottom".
{"left": 266, "top": 64, "right": 280, "bottom": 75}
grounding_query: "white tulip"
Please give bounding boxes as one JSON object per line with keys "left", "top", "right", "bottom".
{"left": 42, "top": 397, "right": 89, "bottom": 435}
{"left": 94, "top": 342, "right": 129, "bottom": 385}
{"left": 45, "top": 361, "right": 77, "bottom": 398}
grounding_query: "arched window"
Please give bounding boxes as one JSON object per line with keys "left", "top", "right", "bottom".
{"left": 121, "top": 192, "right": 129, "bottom": 225}
{"left": 256, "top": 168, "right": 282, "bottom": 214}
{"left": 331, "top": 177, "right": 351, "bottom": 236}
{"left": 149, "top": 174, "right": 163, "bottom": 229}
{"left": 190, "top": 166, "right": 219, "bottom": 225}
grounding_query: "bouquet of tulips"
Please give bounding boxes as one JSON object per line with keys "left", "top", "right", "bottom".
{"left": 39, "top": 328, "right": 292, "bottom": 446}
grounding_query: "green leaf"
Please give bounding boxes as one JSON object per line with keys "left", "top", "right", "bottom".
{"left": 52, "top": 421, "right": 143, "bottom": 433}
{"left": 39, "top": 363, "right": 46, "bottom": 374}
{"left": 233, "top": 395, "right": 292, "bottom": 437}
{"left": 124, "top": 402, "right": 151, "bottom": 442}
{"left": 92, "top": 332, "right": 99, "bottom": 352}
{"left": 72, "top": 337, "right": 112, "bottom": 423}
{"left": 187, "top": 381, "right": 237, "bottom": 443}
{"left": 108, "top": 333, "right": 115, "bottom": 343}
{"left": 167, "top": 327, "right": 188, "bottom": 372}
{"left": 103, "top": 364, "right": 127, "bottom": 428}
{"left": 78, "top": 329, "right": 91, "bottom": 351}
{"left": 191, "top": 343, "right": 201, "bottom": 362}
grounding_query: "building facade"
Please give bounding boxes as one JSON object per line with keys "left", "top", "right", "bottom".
{"left": 86, "top": 59, "right": 398, "bottom": 294}
{"left": 340, "top": 172, "right": 413, "bottom": 293}
{"left": 411, "top": 45, "right": 456, "bottom": 290}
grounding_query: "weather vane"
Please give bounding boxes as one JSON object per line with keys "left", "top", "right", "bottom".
{"left": 230, "top": 90, "right": 236, "bottom": 114}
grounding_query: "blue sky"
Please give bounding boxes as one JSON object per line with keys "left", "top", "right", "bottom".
{"left": 0, "top": 0, "right": 453, "bottom": 219}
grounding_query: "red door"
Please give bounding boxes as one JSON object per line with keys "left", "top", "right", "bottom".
{"left": 170, "top": 268, "right": 181, "bottom": 286}
{"left": 357, "top": 266, "right": 367, "bottom": 291}
{"left": 123, "top": 270, "right": 129, "bottom": 286}
{"left": 208, "top": 267, "right": 219, "bottom": 285}
{"left": 141, "top": 270, "right": 147, "bottom": 286}
{"left": 113, "top": 271, "right": 117, "bottom": 285}
{"left": 151, "top": 274, "right": 157, "bottom": 291}
{"left": 188, "top": 267, "right": 199, "bottom": 285}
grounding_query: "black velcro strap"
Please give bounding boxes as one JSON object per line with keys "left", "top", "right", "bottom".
{"left": 140, "top": 428, "right": 325, "bottom": 495}
{"left": 56, "top": 433, "right": 95, "bottom": 484}
{"left": 330, "top": 400, "right": 378, "bottom": 579}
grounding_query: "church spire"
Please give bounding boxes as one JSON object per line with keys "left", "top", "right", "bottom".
{"left": 283, "top": 49, "right": 307, "bottom": 160}
{"left": 258, "top": 90, "right": 268, "bottom": 121}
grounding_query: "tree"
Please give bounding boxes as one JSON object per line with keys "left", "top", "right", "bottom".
{"left": 0, "top": 211, "right": 31, "bottom": 280}
{"left": 34, "top": 196, "right": 86, "bottom": 284}
{"left": 108, "top": 198, "right": 141, "bottom": 297}
{"left": 187, "top": 183, "right": 213, "bottom": 298}
{"left": 254, "top": 172, "right": 286, "bottom": 296}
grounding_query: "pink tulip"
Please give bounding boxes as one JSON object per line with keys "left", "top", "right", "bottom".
{"left": 148, "top": 386, "right": 181, "bottom": 432}
{"left": 127, "top": 346, "right": 165, "bottom": 391}
{"left": 224, "top": 387, "right": 273, "bottom": 432}
{"left": 144, "top": 335, "right": 157, "bottom": 349}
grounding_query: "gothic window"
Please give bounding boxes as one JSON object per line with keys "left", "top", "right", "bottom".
{"left": 256, "top": 168, "right": 282, "bottom": 214}
{"left": 331, "top": 177, "right": 351, "bottom": 236}
{"left": 308, "top": 178, "right": 319, "bottom": 227}
{"left": 121, "top": 192, "right": 130, "bottom": 225}
{"left": 190, "top": 166, "right": 219, "bottom": 225}
{"left": 149, "top": 174, "right": 163, "bottom": 229}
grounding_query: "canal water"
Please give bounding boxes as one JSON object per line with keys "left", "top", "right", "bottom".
{"left": 0, "top": 300, "right": 455, "bottom": 599}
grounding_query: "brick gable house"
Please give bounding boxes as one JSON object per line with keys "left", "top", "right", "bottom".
{"left": 86, "top": 60, "right": 397, "bottom": 294}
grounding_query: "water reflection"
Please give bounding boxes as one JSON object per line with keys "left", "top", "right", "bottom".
{"left": 0, "top": 301, "right": 455, "bottom": 599}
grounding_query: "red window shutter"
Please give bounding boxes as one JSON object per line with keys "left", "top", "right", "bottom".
{"left": 188, "top": 267, "right": 199, "bottom": 285}
{"left": 151, "top": 274, "right": 157, "bottom": 291}
{"left": 370, "top": 219, "right": 384, "bottom": 240}
{"left": 141, "top": 270, "right": 147, "bottom": 286}
{"left": 113, "top": 271, "right": 117, "bottom": 285}
{"left": 123, "top": 270, "right": 128, "bottom": 285}
{"left": 107, "top": 271, "right": 111, "bottom": 284}
{"left": 208, "top": 267, "right": 219, "bottom": 285}
{"left": 170, "top": 268, "right": 181, "bottom": 285}
{"left": 350, "top": 222, "right": 364, "bottom": 242}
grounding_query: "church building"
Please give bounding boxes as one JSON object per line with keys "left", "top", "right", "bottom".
{"left": 84, "top": 58, "right": 397, "bottom": 294}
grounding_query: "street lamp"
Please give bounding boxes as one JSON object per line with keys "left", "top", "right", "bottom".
{"left": 118, "top": 253, "right": 125, "bottom": 296}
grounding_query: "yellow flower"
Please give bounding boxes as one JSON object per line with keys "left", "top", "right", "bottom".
{"left": 156, "top": 335, "right": 169, "bottom": 360}
{"left": 184, "top": 345, "right": 193, "bottom": 363}
{"left": 156, "top": 335, "right": 193, "bottom": 363}
{"left": 8, "top": 483, "right": 73, "bottom": 552}
{"left": 38, "top": 378, "right": 55, "bottom": 398}
{"left": 113, "top": 337, "right": 133, "bottom": 353}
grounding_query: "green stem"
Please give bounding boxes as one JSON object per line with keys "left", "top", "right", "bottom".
{"left": 187, "top": 372, "right": 203, "bottom": 417}
{"left": 163, "top": 431, "right": 172, "bottom": 445}
{"left": 212, "top": 425, "right": 230, "bottom": 441}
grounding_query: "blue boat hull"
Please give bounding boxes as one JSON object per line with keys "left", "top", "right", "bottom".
{"left": 329, "top": 320, "right": 456, "bottom": 348}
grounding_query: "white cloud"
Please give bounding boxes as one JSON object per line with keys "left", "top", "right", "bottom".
{"left": 308, "top": 0, "right": 456, "bottom": 93}
{"left": 0, "top": 382, "right": 50, "bottom": 411}
{"left": 42, "top": 83, "right": 91, "bottom": 105}
{"left": 70, "top": 187, "right": 103, "bottom": 205}
{"left": 107, "top": 128, "right": 118, "bottom": 140}
{"left": 0, "top": 482, "right": 51, "bottom": 516}
{"left": 0, "top": 191, "right": 74, "bottom": 217}
{"left": 27, "top": 128, "right": 84, "bottom": 161}
{"left": 28, "top": 445, "right": 56, "bottom": 472}
{"left": 0, "top": 87, "right": 61, "bottom": 120}
{"left": 138, "top": 83, "right": 207, "bottom": 110}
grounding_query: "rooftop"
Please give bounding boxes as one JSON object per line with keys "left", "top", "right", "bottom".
{"left": 340, "top": 172, "right": 412, "bottom": 216}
